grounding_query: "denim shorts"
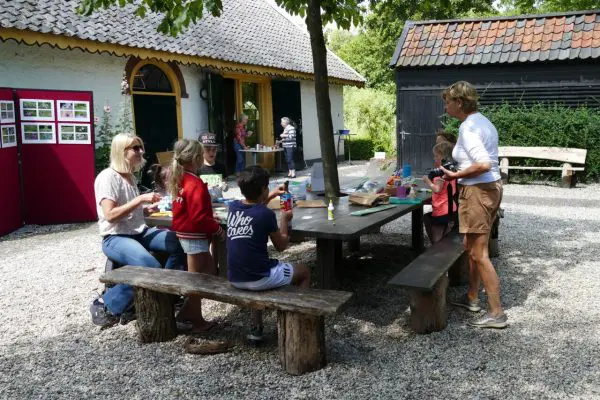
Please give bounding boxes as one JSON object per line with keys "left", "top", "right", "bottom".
{"left": 230, "top": 262, "right": 294, "bottom": 291}
{"left": 179, "top": 238, "right": 210, "bottom": 255}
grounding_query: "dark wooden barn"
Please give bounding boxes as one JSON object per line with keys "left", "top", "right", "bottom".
{"left": 390, "top": 10, "right": 600, "bottom": 173}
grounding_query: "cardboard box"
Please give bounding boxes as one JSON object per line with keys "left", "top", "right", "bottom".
{"left": 349, "top": 192, "right": 390, "bottom": 207}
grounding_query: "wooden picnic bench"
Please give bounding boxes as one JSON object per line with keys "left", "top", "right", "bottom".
{"left": 388, "top": 230, "right": 467, "bottom": 334}
{"left": 101, "top": 266, "right": 352, "bottom": 375}
{"left": 498, "top": 146, "right": 587, "bottom": 188}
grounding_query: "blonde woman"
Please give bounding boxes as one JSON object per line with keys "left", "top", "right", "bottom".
{"left": 170, "top": 139, "right": 224, "bottom": 332}
{"left": 440, "top": 81, "right": 506, "bottom": 329}
{"left": 91, "top": 134, "right": 185, "bottom": 327}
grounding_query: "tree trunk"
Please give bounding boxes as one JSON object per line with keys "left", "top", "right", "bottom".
{"left": 135, "top": 288, "right": 177, "bottom": 343}
{"left": 306, "top": 0, "right": 341, "bottom": 198}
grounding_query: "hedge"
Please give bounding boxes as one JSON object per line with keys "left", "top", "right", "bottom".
{"left": 443, "top": 103, "right": 600, "bottom": 182}
{"left": 344, "top": 138, "right": 375, "bottom": 160}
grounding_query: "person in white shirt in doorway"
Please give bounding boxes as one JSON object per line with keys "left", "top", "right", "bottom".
{"left": 440, "top": 81, "right": 507, "bottom": 329}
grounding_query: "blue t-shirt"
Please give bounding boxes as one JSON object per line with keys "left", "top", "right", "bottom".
{"left": 226, "top": 201, "right": 279, "bottom": 282}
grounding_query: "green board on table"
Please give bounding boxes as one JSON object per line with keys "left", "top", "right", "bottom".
{"left": 350, "top": 204, "right": 397, "bottom": 216}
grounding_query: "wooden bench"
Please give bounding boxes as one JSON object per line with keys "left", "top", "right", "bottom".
{"left": 498, "top": 146, "right": 587, "bottom": 188}
{"left": 101, "top": 266, "right": 352, "bottom": 375}
{"left": 388, "top": 230, "right": 467, "bottom": 333}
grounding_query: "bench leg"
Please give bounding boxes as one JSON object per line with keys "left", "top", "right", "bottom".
{"left": 488, "top": 214, "right": 500, "bottom": 258}
{"left": 134, "top": 288, "right": 177, "bottom": 343}
{"left": 561, "top": 163, "right": 574, "bottom": 188}
{"left": 500, "top": 157, "right": 509, "bottom": 184}
{"left": 277, "top": 311, "right": 326, "bottom": 375}
{"left": 448, "top": 253, "right": 469, "bottom": 287}
{"left": 408, "top": 275, "right": 448, "bottom": 333}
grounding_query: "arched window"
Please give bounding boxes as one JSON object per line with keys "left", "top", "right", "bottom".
{"left": 132, "top": 64, "right": 173, "bottom": 93}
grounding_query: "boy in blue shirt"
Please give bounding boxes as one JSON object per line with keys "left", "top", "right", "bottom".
{"left": 227, "top": 166, "right": 311, "bottom": 343}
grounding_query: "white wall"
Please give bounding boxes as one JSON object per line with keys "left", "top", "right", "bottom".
{"left": 179, "top": 65, "right": 209, "bottom": 139}
{"left": 300, "top": 81, "right": 345, "bottom": 161}
{"left": 0, "top": 41, "right": 207, "bottom": 145}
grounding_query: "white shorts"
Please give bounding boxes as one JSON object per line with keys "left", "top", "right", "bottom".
{"left": 179, "top": 238, "right": 210, "bottom": 255}
{"left": 230, "top": 262, "right": 294, "bottom": 291}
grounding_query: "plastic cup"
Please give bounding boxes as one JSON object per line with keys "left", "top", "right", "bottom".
{"left": 397, "top": 186, "right": 407, "bottom": 198}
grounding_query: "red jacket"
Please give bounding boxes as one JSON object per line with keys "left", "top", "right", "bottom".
{"left": 172, "top": 172, "right": 223, "bottom": 240}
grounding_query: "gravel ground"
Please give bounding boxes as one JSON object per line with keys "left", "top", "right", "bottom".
{"left": 1, "top": 165, "right": 599, "bottom": 399}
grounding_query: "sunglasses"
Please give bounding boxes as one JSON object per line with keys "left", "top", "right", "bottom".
{"left": 128, "top": 145, "right": 144, "bottom": 152}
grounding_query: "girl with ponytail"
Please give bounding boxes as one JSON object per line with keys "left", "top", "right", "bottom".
{"left": 170, "top": 138, "right": 225, "bottom": 332}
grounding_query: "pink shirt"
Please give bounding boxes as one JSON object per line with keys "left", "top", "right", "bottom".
{"left": 431, "top": 178, "right": 457, "bottom": 217}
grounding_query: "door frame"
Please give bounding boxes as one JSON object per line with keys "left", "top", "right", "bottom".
{"left": 130, "top": 60, "right": 182, "bottom": 140}
{"left": 222, "top": 72, "right": 274, "bottom": 169}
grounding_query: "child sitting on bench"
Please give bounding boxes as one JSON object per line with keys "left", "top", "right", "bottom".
{"left": 227, "top": 166, "right": 311, "bottom": 344}
{"left": 422, "top": 140, "right": 457, "bottom": 244}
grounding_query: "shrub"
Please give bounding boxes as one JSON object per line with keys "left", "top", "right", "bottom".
{"left": 344, "top": 138, "right": 374, "bottom": 160}
{"left": 95, "top": 105, "right": 114, "bottom": 175}
{"left": 442, "top": 103, "right": 600, "bottom": 181}
{"left": 344, "top": 87, "right": 396, "bottom": 156}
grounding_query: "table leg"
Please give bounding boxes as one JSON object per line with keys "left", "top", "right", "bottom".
{"left": 253, "top": 152, "right": 258, "bottom": 166}
{"left": 316, "top": 239, "right": 342, "bottom": 289}
{"left": 217, "top": 238, "right": 228, "bottom": 278}
{"left": 347, "top": 237, "right": 360, "bottom": 252}
{"left": 411, "top": 206, "right": 424, "bottom": 254}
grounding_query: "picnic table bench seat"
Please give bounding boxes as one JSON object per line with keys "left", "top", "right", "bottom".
{"left": 388, "top": 230, "right": 467, "bottom": 334}
{"left": 498, "top": 146, "right": 587, "bottom": 188}
{"left": 101, "top": 266, "right": 353, "bottom": 375}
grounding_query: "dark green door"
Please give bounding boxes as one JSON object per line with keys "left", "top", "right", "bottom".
{"left": 133, "top": 94, "right": 178, "bottom": 187}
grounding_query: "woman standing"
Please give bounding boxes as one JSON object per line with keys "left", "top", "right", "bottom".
{"left": 440, "top": 81, "right": 507, "bottom": 329}
{"left": 233, "top": 114, "right": 253, "bottom": 173}
{"left": 280, "top": 117, "right": 296, "bottom": 178}
{"left": 91, "top": 133, "right": 185, "bottom": 327}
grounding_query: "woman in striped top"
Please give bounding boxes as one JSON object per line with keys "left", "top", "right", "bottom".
{"left": 280, "top": 117, "right": 297, "bottom": 178}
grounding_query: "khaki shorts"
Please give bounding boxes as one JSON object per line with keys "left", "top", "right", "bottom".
{"left": 458, "top": 180, "right": 503, "bottom": 234}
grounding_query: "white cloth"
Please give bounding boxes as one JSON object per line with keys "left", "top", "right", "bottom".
{"left": 94, "top": 168, "right": 146, "bottom": 236}
{"left": 452, "top": 112, "right": 501, "bottom": 185}
{"left": 229, "top": 262, "right": 294, "bottom": 291}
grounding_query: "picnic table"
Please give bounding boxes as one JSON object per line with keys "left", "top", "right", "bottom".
{"left": 240, "top": 148, "right": 285, "bottom": 171}
{"left": 145, "top": 192, "right": 430, "bottom": 289}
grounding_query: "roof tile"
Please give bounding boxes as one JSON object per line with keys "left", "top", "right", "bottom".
{"left": 394, "top": 11, "right": 600, "bottom": 68}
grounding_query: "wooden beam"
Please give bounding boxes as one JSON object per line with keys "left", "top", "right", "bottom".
{"left": 498, "top": 146, "right": 587, "bottom": 164}
{"left": 502, "top": 166, "right": 585, "bottom": 171}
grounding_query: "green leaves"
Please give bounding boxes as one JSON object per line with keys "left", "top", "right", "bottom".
{"left": 77, "top": 0, "right": 222, "bottom": 36}
{"left": 344, "top": 86, "right": 396, "bottom": 155}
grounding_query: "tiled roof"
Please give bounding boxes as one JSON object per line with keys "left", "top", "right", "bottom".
{"left": 0, "top": 0, "right": 364, "bottom": 84}
{"left": 391, "top": 10, "right": 600, "bottom": 68}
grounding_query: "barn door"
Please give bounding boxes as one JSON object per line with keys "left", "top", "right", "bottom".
{"left": 0, "top": 88, "right": 22, "bottom": 235}
{"left": 397, "top": 91, "right": 444, "bottom": 174}
{"left": 15, "top": 89, "right": 96, "bottom": 225}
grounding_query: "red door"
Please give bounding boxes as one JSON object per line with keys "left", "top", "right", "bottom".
{"left": 0, "top": 88, "right": 22, "bottom": 235}
{"left": 16, "top": 89, "right": 96, "bottom": 225}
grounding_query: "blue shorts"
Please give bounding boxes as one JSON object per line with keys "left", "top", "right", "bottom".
{"left": 230, "top": 262, "right": 294, "bottom": 291}
{"left": 179, "top": 238, "right": 210, "bottom": 255}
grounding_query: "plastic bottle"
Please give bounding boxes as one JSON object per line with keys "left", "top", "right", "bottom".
{"left": 402, "top": 163, "right": 412, "bottom": 178}
{"left": 328, "top": 200, "right": 335, "bottom": 221}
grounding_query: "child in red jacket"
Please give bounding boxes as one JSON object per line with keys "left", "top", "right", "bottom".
{"left": 170, "top": 138, "right": 224, "bottom": 332}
